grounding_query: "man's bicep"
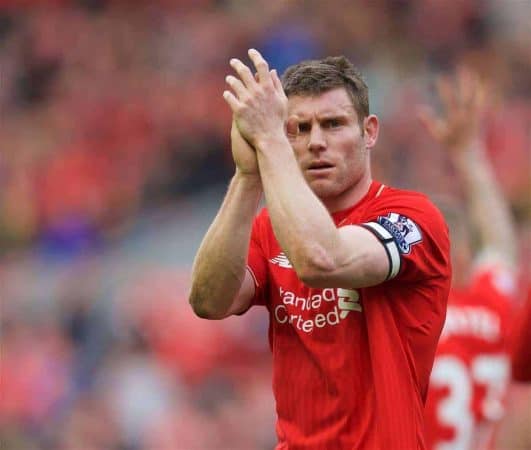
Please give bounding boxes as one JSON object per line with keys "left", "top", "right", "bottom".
{"left": 332, "top": 225, "right": 391, "bottom": 288}
{"left": 226, "top": 268, "right": 257, "bottom": 316}
{"left": 362, "top": 206, "right": 449, "bottom": 283}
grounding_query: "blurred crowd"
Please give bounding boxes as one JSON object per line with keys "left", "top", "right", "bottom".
{"left": 0, "top": 0, "right": 529, "bottom": 449}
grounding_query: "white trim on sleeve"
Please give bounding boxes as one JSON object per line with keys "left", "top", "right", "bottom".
{"left": 246, "top": 265, "right": 260, "bottom": 288}
{"left": 361, "top": 222, "right": 401, "bottom": 280}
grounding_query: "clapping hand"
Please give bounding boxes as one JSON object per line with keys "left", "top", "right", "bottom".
{"left": 223, "top": 49, "right": 288, "bottom": 150}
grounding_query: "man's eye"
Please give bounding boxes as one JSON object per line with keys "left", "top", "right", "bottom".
{"left": 324, "top": 119, "right": 341, "bottom": 128}
{"left": 298, "top": 123, "right": 311, "bottom": 133}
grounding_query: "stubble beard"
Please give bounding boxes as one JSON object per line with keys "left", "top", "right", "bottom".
{"left": 309, "top": 175, "right": 352, "bottom": 201}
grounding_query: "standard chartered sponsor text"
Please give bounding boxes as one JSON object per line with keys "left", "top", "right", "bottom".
{"left": 274, "top": 286, "right": 361, "bottom": 333}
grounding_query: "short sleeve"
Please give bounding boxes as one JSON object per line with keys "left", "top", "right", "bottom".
{"left": 359, "top": 192, "right": 450, "bottom": 283}
{"left": 471, "top": 259, "right": 517, "bottom": 298}
{"left": 246, "top": 213, "right": 269, "bottom": 306}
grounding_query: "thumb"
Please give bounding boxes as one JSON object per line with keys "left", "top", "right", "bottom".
{"left": 417, "top": 105, "right": 444, "bottom": 141}
{"left": 231, "top": 119, "right": 239, "bottom": 135}
{"left": 286, "top": 116, "right": 299, "bottom": 138}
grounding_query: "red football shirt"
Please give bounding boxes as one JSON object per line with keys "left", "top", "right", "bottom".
{"left": 247, "top": 181, "right": 451, "bottom": 450}
{"left": 424, "top": 266, "right": 515, "bottom": 450}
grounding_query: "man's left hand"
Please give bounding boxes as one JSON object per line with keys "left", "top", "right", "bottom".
{"left": 418, "top": 67, "right": 487, "bottom": 156}
{"left": 223, "top": 48, "right": 288, "bottom": 149}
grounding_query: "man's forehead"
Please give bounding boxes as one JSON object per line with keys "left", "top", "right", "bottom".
{"left": 287, "top": 89, "right": 357, "bottom": 118}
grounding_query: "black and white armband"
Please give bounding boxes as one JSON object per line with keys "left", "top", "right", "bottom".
{"left": 361, "top": 222, "right": 401, "bottom": 281}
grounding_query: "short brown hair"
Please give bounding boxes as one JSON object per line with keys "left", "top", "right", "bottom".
{"left": 281, "top": 56, "right": 369, "bottom": 124}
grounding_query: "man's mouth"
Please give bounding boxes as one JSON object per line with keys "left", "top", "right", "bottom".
{"left": 308, "top": 161, "right": 334, "bottom": 171}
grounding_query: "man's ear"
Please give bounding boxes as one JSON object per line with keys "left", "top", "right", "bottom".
{"left": 363, "top": 115, "right": 379, "bottom": 149}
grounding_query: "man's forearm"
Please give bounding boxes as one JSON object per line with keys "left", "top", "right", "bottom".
{"left": 256, "top": 135, "right": 346, "bottom": 281}
{"left": 453, "top": 143, "right": 517, "bottom": 265}
{"left": 189, "top": 172, "right": 262, "bottom": 318}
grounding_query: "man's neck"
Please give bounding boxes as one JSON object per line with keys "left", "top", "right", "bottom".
{"left": 323, "top": 173, "right": 373, "bottom": 213}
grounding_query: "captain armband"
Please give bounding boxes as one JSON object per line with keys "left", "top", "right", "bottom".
{"left": 360, "top": 222, "right": 401, "bottom": 280}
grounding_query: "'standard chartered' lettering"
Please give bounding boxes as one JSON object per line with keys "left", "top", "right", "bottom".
{"left": 274, "top": 286, "right": 361, "bottom": 333}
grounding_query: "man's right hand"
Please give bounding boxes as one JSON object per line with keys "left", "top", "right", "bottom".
{"left": 231, "top": 119, "right": 260, "bottom": 177}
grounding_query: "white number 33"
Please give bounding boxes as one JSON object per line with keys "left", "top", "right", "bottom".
{"left": 430, "top": 354, "right": 510, "bottom": 450}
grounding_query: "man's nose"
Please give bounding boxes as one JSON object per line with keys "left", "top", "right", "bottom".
{"left": 308, "top": 125, "right": 326, "bottom": 152}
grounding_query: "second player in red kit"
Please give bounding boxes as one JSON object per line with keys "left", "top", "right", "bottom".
{"left": 421, "top": 69, "right": 519, "bottom": 450}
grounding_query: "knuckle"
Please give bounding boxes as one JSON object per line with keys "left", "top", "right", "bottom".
{"left": 242, "top": 98, "right": 254, "bottom": 109}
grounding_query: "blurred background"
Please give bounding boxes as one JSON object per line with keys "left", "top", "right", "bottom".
{"left": 0, "top": 0, "right": 529, "bottom": 449}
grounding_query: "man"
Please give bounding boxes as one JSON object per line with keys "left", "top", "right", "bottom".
{"left": 421, "top": 69, "right": 517, "bottom": 450}
{"left": 189, "top": 49, "right": 451, "bottom": 449}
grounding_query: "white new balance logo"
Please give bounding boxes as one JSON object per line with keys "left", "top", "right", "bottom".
{"left": 269, "top": 252, "right": 293, "bottom": 268}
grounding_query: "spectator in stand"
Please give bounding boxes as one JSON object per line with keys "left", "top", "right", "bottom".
{"left": 421, "top": 68, "right": 518, "bottom": 450}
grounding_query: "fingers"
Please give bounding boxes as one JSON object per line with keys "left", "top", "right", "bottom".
{"left": 248, "top": 48, "right": 271, "bottom": 84}
{"left": 286, "top": 116, "right": 299, "bottom": 138}
{"left": 459, "top": 67, "right": 485, "bottom": 113}
{"left": 473, "top": 77, "right": 486, "bottom": 111}
{"left": 229, "top": 49, "right": 275, "bottom": 89}
{"left": 457, "top": 67, "right": 472, "bottom": 104}
{"left": 440, "top": 67, "right": 485, "bottom": 116}
{"left": 421, "top": 67, "right": 489, "bottom": 150}
{"left": 225, "top": 49, "right": 283, "bottom": 108}
{"left": 223, "top": 90, "right": 241, "bottom": 112}
{"left": 436, "top": 76, "right": 457, "bottom": 115}
{"left": 417, "top": 105, "right": 445, "bottom": 141}
{"left": 225, "top": 75, "right": 248, "bottom": 99}
{"left": 230, "top": 58, "right": 257, "bottom": 89}
{"left": 271, "top": 69, "right": 287, "bottom": 99}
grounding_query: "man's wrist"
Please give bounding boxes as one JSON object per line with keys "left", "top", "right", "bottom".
{"left": 450, "top": 138, "right": 483, "bottom": 167}
{"left": 234, "top": 169, "right": 262, "bottom": 188}
{"left": 255, "top": 131, "right": 291, "bottom": 155}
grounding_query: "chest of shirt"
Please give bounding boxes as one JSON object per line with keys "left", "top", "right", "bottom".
{"left": 265, "top": 252, "right": 365, "bottom": 336}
